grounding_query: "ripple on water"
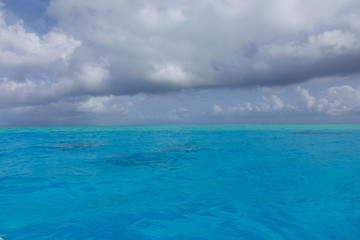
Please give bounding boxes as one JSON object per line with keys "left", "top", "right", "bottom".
{"left": 52, "top": 142, "right": 96, "bottom": 150}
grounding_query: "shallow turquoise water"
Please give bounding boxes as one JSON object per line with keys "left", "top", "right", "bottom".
{"left": 0, "top": 125, "right": 359, "bottom": 239}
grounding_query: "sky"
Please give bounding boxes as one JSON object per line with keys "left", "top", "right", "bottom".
{"left": 0, "top": 0, "right": 360, "bottom": 127}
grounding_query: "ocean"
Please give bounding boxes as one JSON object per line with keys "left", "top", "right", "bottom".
{"left": 0, "top": 125, "right": 359, "bottom": 239}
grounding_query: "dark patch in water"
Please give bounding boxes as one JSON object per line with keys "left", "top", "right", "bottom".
{"left": 53, "top": 142, "right": 95, "bottom": 149}
{"left": 105, "top": 152, "right": 170, "bottom": 168}
{"left": 161, "top": 145, "right": 196, "bottom": 152}
{"left": 286, "top": 132, "right": 349, "bottom": 135}
{"left": 104, "top": 145, "right": 198, "bottom": 169}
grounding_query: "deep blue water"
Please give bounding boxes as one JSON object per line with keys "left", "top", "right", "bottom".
{"left": 0, "top": 125, "right": 359, "bottom": 240}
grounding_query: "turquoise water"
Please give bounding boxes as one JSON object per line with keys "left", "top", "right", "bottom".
{"left": 0, "top": 125, "right": 359, "bottom": 239}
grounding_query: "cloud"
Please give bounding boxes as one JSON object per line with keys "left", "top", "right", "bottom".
{"left": 224, "top": 94, "right": 294, "bottom": 114}
{"left": 213, "top": 104, "right": 223, "bottom": 114}
{"left": 1, "top": 82, "right": 359, "bottom": 126}
{"left": 212, "top": 85, "right": 360, "bottom": 117}
{"left": 296, "top": 85, "right": 360, "bottom": 115}
{"left": 0, "top": 0, "right": 360, "bottom": 126}
{"left": 138, "top": 6, "right": 186, "bottom": 29}
{"left": 77, "top": 96, "right": 114, "bottom": 113}
{"left": 150, "top": 63, "right": 198, "bottom": 87}
{"left": 0, "top": 77, "right": 56, "bottom": 107}
{"left": 77, "top": 62, "right": 110, "bottom": 92}
{"left": 77, "top": 95, "right": 130, "bottom": 114}
{"left": 0, "top": 3, "right": 80, "bottom": 74}
{"left": 257, "top": 30, "right": 359, "bottom": 63}
{"left": 295, "top": 86, "right": 316, "bottom": 108}
{"left": 0, "top": 94, "right": 133, "bottom": 126}
{"left": 0, "top": 3, "right": 115, "bottom": 108}
{"left": 44, "top": 0, "right": 360, "bottom": 93}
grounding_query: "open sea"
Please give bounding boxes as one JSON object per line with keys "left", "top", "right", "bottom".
{"left": 0, "top": 125, "right": 359, "bottom": 240}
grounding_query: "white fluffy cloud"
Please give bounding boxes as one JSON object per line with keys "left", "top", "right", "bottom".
{"left": 77, "top": 62, "right": 110, "bottom": 92}
{"left": 150, "top": 63, "right": 199, "bottom": 87}
{"left": 77, "top": 95, "right": 130, "bottom": 114}
{"left": 0, "top": 2, "right": 117, "bottom": 107}
{"left": 212, "top": 85, "right": 360, "bottom": 117}
{"left": 221, "top": 94, "right": 293, "bottom": 114}
{"left": 296, "top": 85, "right": 360, "bottom": 115}
{"left": 0, "top": 3, "right": 80, "bottom": 71}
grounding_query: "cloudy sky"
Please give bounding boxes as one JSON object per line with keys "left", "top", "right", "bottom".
{"left": 0, "top": 0, "right": 360, "bottom": 126}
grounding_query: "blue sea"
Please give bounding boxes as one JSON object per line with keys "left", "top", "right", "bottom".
{"left": 0, "top": 125, "right": 359, "bottom": 240}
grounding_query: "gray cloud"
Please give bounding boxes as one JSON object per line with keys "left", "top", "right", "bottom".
{"left": 0, "top": 0, "right": 360, "bottom": 126}
{"left": 44, "top": 0, "right": 360, "bottom": 94}
{"left": 1, "top": 1, "right": 360, "bottom": 100}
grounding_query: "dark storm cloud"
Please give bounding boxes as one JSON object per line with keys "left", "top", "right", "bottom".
{"left": 238, "top": 51, "right": 360, "bottom": 87}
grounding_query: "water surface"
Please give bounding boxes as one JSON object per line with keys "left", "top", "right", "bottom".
{"left": 0, "top": 125, "right": 359, "bottom": 239}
